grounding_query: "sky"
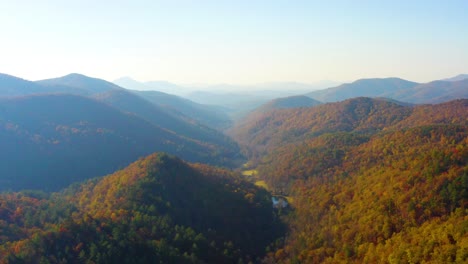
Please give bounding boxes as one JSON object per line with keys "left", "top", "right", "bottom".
{"left": 0, "top": 0, "right": 467, "bottom": 84}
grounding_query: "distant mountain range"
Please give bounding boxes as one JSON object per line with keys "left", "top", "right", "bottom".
{"left": 114, "top": 77, "right": 189, "bottom": 96}
{"left": 0, "top": 73, "right": 232, "bottom": 129}
{"left": 306, "top": 78, "right": 418, "bottom": 102}
{"left": 0, "top": 73, "right": 244, "bottom": 191}
{"left": 132, "top": 90, "right": 232, "bottom": 129}
{"left": 184, "top": 87, "right": 326, "bottom": 119}
{"left": 306, "top": 75, "right": 468, "bottom": 103}
{"left": 114, "top": 77, "right": 339, "bottom": 95}
{"left": 114, "top": 77, "right": 340, "bottom": 118}
{"left": 396, "top": 79, "right": 468, "bottom": 103}
{"left": 115, "top": 74, "right": 468, "bottom": 117}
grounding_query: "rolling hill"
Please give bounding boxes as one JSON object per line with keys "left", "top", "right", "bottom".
{"left": 113, "top": 77, "right": 233, "bottom": 128}
{"left": 0, "top": 94, "right": 239, "bottom": 191}
{"left": 0, "top": 153, "right": 284, "bottom": 263}
{"left": 0, "top": 73, "right": 91, "bottom": 96}
{"left": 230, "top": 97, "right": 468, "bottom": 263}
{"left": 36, "top": 73, "right": 237, "bottom": 145}
{"left": 306, "top": 78, "right": 419, "bottom": 102}
{"left": 230, "top": 98, "right": 468, "bottom": 189}
{"left": 256, "top": 95, "right": 322, "bottom": 112}
{"left": 395, "top": 79, "right": 468, "bottom": 104}
{"left": 306, "top": 77, "right": 468, "bottom": 104}
{"left": 92, "top": 89, "right": 236, "bottom": 147}
{"left": 36, "top": 73, "right": 124, "bottom": 94}
{"left": 0, "top": 73, "right": 45, "bottom": 96}
{"left": 0, "top": 72, "right": 244, "bottom": 166}
{"left": 230, "top": 97, "right": 413, "bottom": 157}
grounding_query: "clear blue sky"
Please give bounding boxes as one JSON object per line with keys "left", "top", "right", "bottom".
{"left": 0, "top": 0, "right": 466, "bottom": 84}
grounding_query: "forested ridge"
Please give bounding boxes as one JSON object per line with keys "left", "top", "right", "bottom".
{"left": 0, "top": 73, "right": 244, "bottom": 192}
{"left": 231, "top": 98, "right": 468, "bottom": 263}
{"left": 267, "top": 125, "right": 468, "bottom": 263}
{"left": 230, "top": 97, "right": 413, "bottom": 159}
{"left": 1, "top": 3, "right": 468, "bottom": 259}
{"left": 231, "top": 98, "right": 468, "bottom": 162}
{"left": 1, "top": 91, "right": 468, "bottom": 263}
{"left": 0, "top": 153, "right": 284, "bottom": 263}
{"left": 0, "top": 94, "right": 242, "bottom": 191}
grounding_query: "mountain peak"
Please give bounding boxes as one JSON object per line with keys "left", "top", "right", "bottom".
{"left": 63, "top": 72, "right": 88, "bottom": 78}
{"left": 37, "top": 73, "right": 123, "bottom": 93}
{"left": 350, "top": 77, "right": 416, "bottom": 85}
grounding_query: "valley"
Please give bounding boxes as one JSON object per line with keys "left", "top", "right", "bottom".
{"left": 1, "top": 72, "right": 468, "bottom": 263}
{"left": 2, "top": 1, "right": 467, "bottom": 263}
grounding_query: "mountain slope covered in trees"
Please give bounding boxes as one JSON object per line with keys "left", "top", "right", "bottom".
{"left": 0, "top": 94, "right": 240, "bottom": 191}
{"left": 2, "top": 70, "right": 468, "bottom": 263}
{"left": 230, "top": 97, "right": 413, "bottom": 158}
{"left": 256, "top": 95, "right": 322, "bottom": 112}
{"left": 92, "top": 89, "right": 236, "bottom": 148}
{"left": 230, "top": 98, "right": 468, "bottom": 263}
{"left": 271, "top": 125, "right": 468, "bottom": 263}
{"left": 0, "top": 153, "right": 284, "bottom": 263}
{"left": 1, "top": 73, "right": 240, "bottom": 157}
{"left": 36, "top": 74, "right": 236, "bottom": 145}
{"left": 0, "top": 73, "right": 244, "bottom": 192}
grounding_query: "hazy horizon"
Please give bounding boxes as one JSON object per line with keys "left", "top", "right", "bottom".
{"left": 1, "top": 1, "right": 467, "bottom": 85}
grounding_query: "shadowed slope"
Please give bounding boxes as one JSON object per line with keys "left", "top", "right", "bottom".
{"left": 0, "top": 94, "right": 237, "bottom": 191}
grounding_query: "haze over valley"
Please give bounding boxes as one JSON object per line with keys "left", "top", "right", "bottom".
{"left": 1, "top": 1, "right": 468, "bottom": 263}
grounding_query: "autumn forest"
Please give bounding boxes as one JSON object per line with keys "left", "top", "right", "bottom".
{"left": 1, "top": 73, "right": 468, "bottom": 263}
